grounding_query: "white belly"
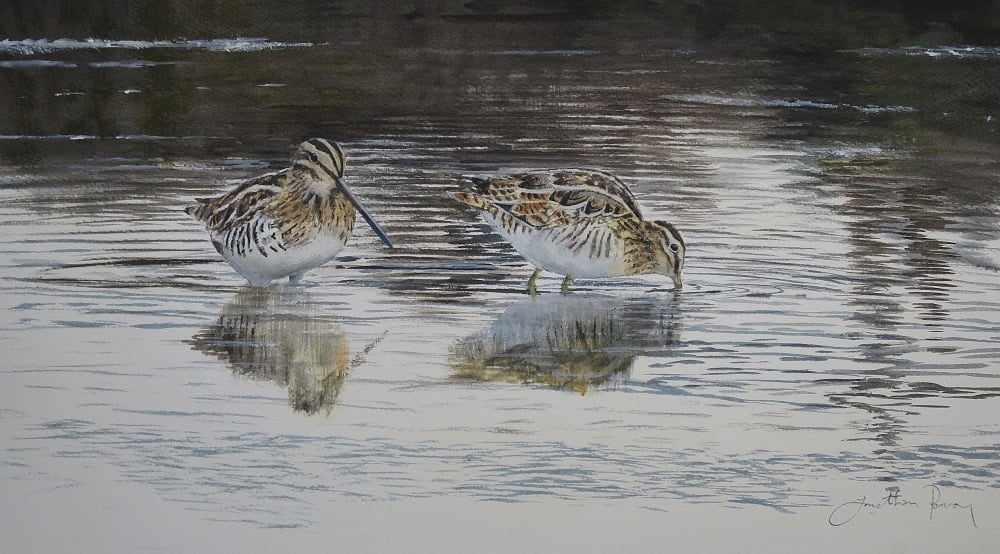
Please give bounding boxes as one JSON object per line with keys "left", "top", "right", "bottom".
{"left": 481, "top": 213, "right": 628, "bottom": 278}
{"left": 218, "top": 232, "right": 346, "bottom": 286}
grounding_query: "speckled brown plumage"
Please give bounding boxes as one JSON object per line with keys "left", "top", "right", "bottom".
{"left": 186, "top": 138, "right": 391, "bottom": 286}
{"left": 453, "top": 169, "right": 685, "bottom": 294}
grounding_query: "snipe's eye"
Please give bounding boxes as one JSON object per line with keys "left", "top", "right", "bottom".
{"left": 307, "top": 152, "right": 320, "bottom": 163}
{"left": 669, "top": 243, "right": 680, "bottom": 253}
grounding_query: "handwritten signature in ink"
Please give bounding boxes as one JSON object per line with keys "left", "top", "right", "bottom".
{"left": 829, "top": 485, "right": 977, "bottom": 528}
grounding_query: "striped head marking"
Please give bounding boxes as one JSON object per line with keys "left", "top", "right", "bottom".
{"left": 650, "top": 220, "right": 685, "bottom": 289}
{"left": 293, "top": 138, "right": 346, "bottom": 180}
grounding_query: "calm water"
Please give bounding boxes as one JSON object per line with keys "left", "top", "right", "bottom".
{"left": 1, "top": 9, "right": 999, "bottom": 553}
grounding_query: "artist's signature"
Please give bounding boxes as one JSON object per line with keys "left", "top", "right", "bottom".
{"left": 829, "top": 485, "right": 977, "bottom": 528}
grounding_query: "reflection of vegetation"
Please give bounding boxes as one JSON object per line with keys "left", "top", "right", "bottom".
{"left": 451, "top": 294, "right": 678, "bottom": 394}
{"left": 3, "top": 2, "right": 995, "bottom": 47}
{"left": 827, "top": 373, "right": 1000, "bottom": 453}
{"left": 0, "top": 0, "right": 251, "bottom": 40}
{"left": 189, "top": 287, "right": 350, "bottom": 415}
{"left": 810, "top": 134, "right": 997, "bottom": 454}
{"left": 3, "top": 71, "right": 42, "bottom": 164}
{"left": 65, "top": 75, "right": 118, "bottom": 137}
{"left": 141, "top": 64, "right": 194, "bottom": 136}
{"left": 817, "top": 155, "right": 959, "bottom": 329}
{"left": 7, "top": 71, "right": 38, "bottom": 133}
{"left": 1, "top": 2, "right": 996, "bottom": 149}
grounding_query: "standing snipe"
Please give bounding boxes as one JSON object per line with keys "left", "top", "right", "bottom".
{"left": 453, "top": 169, "right": 684, "bottom": 295}
{"left": 186, "top": 138, "right": 393, "bottom": 286}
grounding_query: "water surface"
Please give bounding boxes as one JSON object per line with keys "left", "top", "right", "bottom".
{"left": 1, "top": 6, "right": 999, "bottom": 552}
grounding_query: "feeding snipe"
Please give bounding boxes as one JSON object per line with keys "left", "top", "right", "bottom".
{"left": 453, "top": 169, "right": 684, "bottom": 295}
{"left": 186, "top": 138, "right": 393, "bottom": 286}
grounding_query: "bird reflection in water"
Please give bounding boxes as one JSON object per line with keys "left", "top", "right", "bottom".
{"left": 451, "top": 294, "right": 678, "bottom": 394}
{"left": 190, "top": 287, "right": 350, "bottom": 415}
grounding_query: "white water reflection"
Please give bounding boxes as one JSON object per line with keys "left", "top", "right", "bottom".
{"left": 846, "top": 45, "right": 1000, "bottom": 59}
{"left": 190, "top": 287, "right": 351, "bottom": 415}
{"left": 665, "top": 93, "right": 916, "bottom": 114}
{"left": 451, "top": 294, "right": 679, "bottom": 393}
{"left": 0, "top": 37, "right": 316, "bottom": 55}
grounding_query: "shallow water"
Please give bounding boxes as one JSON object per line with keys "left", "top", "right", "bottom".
{"left": 1, "top": 8, "right": 999, "bottom": 552}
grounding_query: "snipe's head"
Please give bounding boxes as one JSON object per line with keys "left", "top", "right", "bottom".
{"left": 289, "top": 138, "right": 394, "bottom": 249}
{"left": 292, "top": 138, "right": 347, "bottom": 193}
{"left": 647, "top": 220, "right": 685, "bottom": 289}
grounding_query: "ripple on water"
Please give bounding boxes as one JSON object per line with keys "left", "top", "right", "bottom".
{"left": 0, "top": 34, "right": 998, "bottom": 539}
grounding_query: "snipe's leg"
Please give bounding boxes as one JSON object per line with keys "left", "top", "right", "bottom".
{"left": 560, "top": 275, "right": 573, "bottom": 295}
{"left": 527, "top": 267, "right": 541, "bottom": 297}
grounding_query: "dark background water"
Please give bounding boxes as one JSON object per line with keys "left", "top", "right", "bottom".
{"left": 1, "top": 2, "right": 999, "bottom": 552}
{"left": 2, "top": 1, "right": 998, "bottom": 152}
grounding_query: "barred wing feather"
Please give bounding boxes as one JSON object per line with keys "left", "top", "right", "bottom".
{"left": 186, "top": 171, "right": 287, "bottom": 234}
{"left": 469, "top": 170, "right": 643, "bottom": 231}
